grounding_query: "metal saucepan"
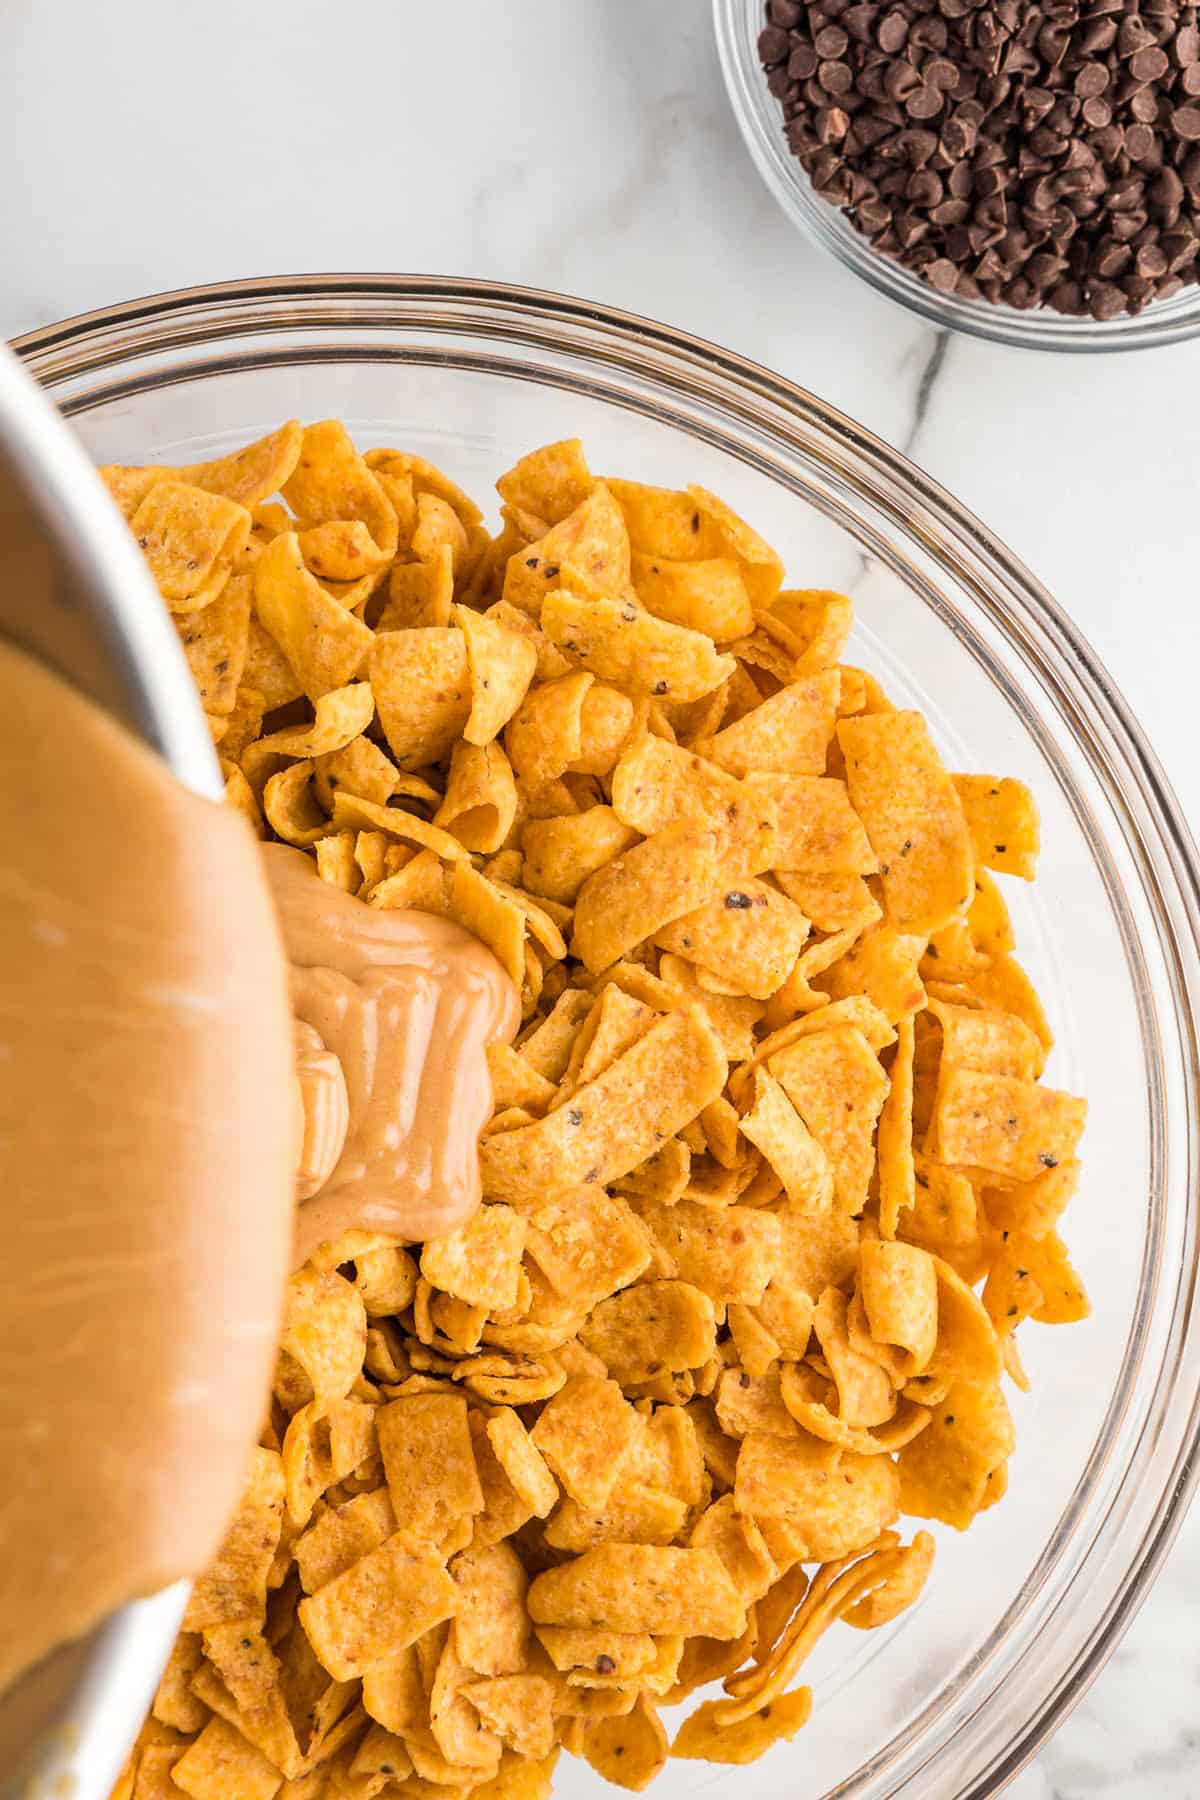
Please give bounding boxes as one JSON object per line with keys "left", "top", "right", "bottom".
{"left": 0, "top": 343, "right": 218, "bottom": 1800}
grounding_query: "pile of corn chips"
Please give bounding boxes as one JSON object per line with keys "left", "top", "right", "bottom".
{"left": 104, "top": 424, "right": 1089, "bottom": 1799}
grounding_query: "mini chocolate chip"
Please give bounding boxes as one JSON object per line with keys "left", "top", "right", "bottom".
{"left": 1074, "top": 63, "right": 1110, "bottom": 100}
{"left": 877, "top": 10, "right": 908, "bottom": 52}
{"left": 926, "top": 257, "right": 960, "bottom": 289}
{"left": 907, "top": 85, "right": 946, "bottom": 120}
{"left": 815, "top": 23, "right": 849, "bottom": 57}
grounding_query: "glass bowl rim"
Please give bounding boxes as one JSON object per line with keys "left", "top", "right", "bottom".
{"left": 712, "top": 0, "right": 1200, "bottom": 354}
{"left": 14, "top": 272, "right": 1200, "bottom": 1794}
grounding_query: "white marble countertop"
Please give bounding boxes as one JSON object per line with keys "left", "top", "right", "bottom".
{"left": 3, "top": 3, "right": 1199, "bottom": 1794}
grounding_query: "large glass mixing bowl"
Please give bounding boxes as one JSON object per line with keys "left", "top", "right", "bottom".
{"left": 15, "top": 275, "right": 1200, "bottom": 1797}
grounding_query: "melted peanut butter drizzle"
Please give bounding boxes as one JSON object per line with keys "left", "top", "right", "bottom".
{"left": 0, "top": 642, "right": 296, "bottom": 1698}
{"left": 263, "top": 844, "right": 519, "bottom": 1268}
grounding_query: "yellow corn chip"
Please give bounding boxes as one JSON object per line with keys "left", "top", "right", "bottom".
{"left": 467, "top": 1412, "right": 537, "bottom": 1549}
{"left": 314, "top": 830, "right": 360, "bottom": 891}
{"left": 171, "top": 1717, "right": 281, "bottom": 1800}
{"left": 506, "top": 671, "right": 595, "bottom": 784}
{"left": 262, "top": 761, "right": 327, "bottom": 846}
{"left": 243, "top": 618, "right": 303, "bottom": 711}
{"left": 175, "top": 569, "right": 253, "bottom": 715}
{"left": 684, "top": 487, "right": 784, "bottom": 607}
{"left": 103, "top": 422, "right": 302, "bottom": 520}
{"left": 244, "top": 684, "right": 376, "bottom": 795}
{"left": 609, "top": 733, "right": 758, "bottom": 837}
{"left": 183, "top": 1448, "right": 285, "bottom": 1632}
{"left": 462, "top": 1675, "right": 556, "bottom": 1761}
{"left": 377, "top": 1393, "right": 484, "bottom": 1554}
{"left": 983, "top": 1157, "right": 1081, "bottom": 1240}
{"left": 698, "top": 673, "right": 840, "bottom": 778}
{"left": 541, "top": 592, "right": 735, "bottom": 703}
{"left": 734, "top": 1435, "right": 898, "bottom": 1559}
{"left": 129, "top": 480, "right": 251, "bottom": 610}
{"left": 735, "top": 1066, "right": 832, "bottom": 1208}
{"left": 559, "top": 986, "right": 655, "bottom": 1092}
{"left": 930, "top": 996, "right": 1041, "bottom": 1082}
{"left": 766, "top": 588, "right": 854, "bottom": 670}
{"left": 528, "top": 1545, "right": 745, "bottom": 1639}
{"left": 497, "top": 439, "right": 593, "bottom": 524}
{"left": 897, "top": 1381, "right": 1014, "bottom": 1529}
{"left": 583, "top": 1697, "right": 668, "bottom": 1792}
{"left": 838, "top": 711, "right": 974, "bottom": 934}
{"left": 456, "top": 604, "right": 539, "bottom": 746}
{"left": 375, "top": 544, "right": 455, "bottom": 632}
{"left": 573, "top": 804, "right": 776, "bottom": 973}
{"left": 631, "top": 552, "right": 754, "bottom": 643}
{"left": 282, "top": 420, "right": 398, "bottom": 563}
{"left": 486, "top": 1412, "right": 560, "bottom": 1518}
{"left": 535, "top": 1628, "right": 656, "bottom": 1678}
{"left": 544, "top": 1484, "right": 689, "bottom": 1554}
{"left": 930, "top": 1067, "right": 1087, "bottom": 1181}
{"left": 750, "top": 774, "right": 875, "bottom": 874}
{"left": 672, "top": 1685, "right": 812, "bottom": 1764}
{"left": 605, "top": 478, "right": 729, "bottom": 560}
{"left": 277, "top": 1267, "right": 367, "bottom": 1408}
{"left": 421, "top": 1205, "right": 527, "bottom": 1312}
{"left": 813, "top": 1287, "right": 894, "bottom": 1426}
{"left": 367, "top": 448, "right": 483, "bottom": 529}
{"left": 715, "top": 1366, "right": 799, "bottom": 1442}
{"left": 877, "top": 1016, "right": 916, "bottom": 1239}
{"left": 295, "top": 1488, "right": 396, "bottom": 1593}
{"left": 522, "top": 807, "right": 641, "bottom": 906}
{"left": 725, "top": 1303, "right": 782, "bottom": 1382}
{"left": 768, "top": 1025, "right": 889, "bottom": 1213}
{"left": 530, "top": 1376, "right": 638, "bottom": 1511}
{"left": 953, "top": 773, "right": 1039, "bottom": 880}
{"left": 774, "top": 870, "right": 881, "bottom": 935}
{"left": 523, "top": 1187, "right": 652, "bottom": 1310}
{"left": 447, "top": 1540, "right": 531, "bottom": 1678}
{"left": 368, "top": 627, "right": 470, "bottom": 769}
{"left": 579, "top": 1281, "right": 716, "bottom": 1385}
{"left": 689, "top": 1494, "right": 777, "bottom": 1604}
{"left": 412, "top": 491, "right": 469, "bottom": 578}
{"left": 152, "top": 1633, "right": 207, "bottom": 1735}
{"left": 502, "top": 484, "right": 631, "bottom": 614}
{"left": 634, "top": 1203, "right": 780, "bottom": 1308}
{"left": 177, "top": 423, "right": 302, "bottom": 508}
{"left": 362, "top": 1645, "right": 425, "bottom": 1736}
{"left": 470, "top": 1752, "right": 560, "bottom": 1800}
{"left": 927, "top": 1257, "right": 1003, "bottom": 1384}
{"left": 298, "top": 1535, "right": 458, "bottom": 1681}
{"left": 255, "top": 533, "right": 373, "bottom": 701}
{"left": 817, "top": 923, "right": 927, "bottom": 1024}
{"left": 654, "top": 879, "right": 809, "bottom": 999}
{"left": 572, "top": 683, "right": 636, "bottom": 776}
{"left": 480, "top": 1010, "right": 725, "bottom": 1202}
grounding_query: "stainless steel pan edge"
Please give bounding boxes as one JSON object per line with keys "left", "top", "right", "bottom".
{"left": 0, "top": 341, "right": 219, "bottom": 1799}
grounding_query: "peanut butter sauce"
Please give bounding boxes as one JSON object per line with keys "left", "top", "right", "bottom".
{"left": 262, "top": 844, "right": 519, "bottom": 1268}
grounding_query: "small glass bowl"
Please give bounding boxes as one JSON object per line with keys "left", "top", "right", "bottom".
{"left": 14, "top": 276, "right": 1200, "bottom": 1796}
{"left": 714, "top": 0, "right": 1200, "bottom": 352}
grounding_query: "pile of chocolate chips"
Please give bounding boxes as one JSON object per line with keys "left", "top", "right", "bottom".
{"left": 758, "top": 0, "right": 1200, "bottom": 318}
